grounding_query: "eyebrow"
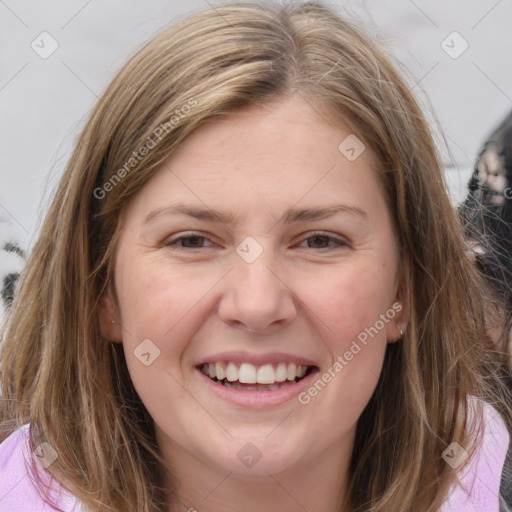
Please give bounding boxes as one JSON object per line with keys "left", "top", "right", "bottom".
{"left": 144, "top": 202, "right": 368, "bottom": 226}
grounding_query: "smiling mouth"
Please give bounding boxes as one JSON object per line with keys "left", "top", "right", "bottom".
{"left": 198, "top": 362, "right": 316, "bottom": 391}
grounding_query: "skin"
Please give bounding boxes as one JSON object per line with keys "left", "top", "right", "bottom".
{"left": 99, "top": 94, "right": 409, "bottom": 512}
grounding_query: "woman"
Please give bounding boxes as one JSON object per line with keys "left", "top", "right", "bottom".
{"left": 1, "top": 2, "right": 510, "bottom": 511}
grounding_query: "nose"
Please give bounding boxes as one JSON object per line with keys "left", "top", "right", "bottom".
{"left": 217, "top": 241, "right": 298, "bottom": 334}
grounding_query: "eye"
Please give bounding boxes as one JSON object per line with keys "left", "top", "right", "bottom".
{"left": 162, "top": 232, "right": 348, "bottom": 250}
{"left": 297, "top": 232, "right": 348, "bottom": 249}
{"left": 163, "top": 233, "right": 215, "bottom": 249}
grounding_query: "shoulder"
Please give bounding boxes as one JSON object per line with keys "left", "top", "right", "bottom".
{"left": 0, "top": 424, "right": 84, "bottom": 511}
{"left": 440, "top": 397, "right": 510, "bottom": 512}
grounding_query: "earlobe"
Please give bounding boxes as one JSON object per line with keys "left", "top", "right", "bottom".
{"left": 385, "top": 300, "right": 409, "bottom": 343}
{"left": 97, "top": 292, "right": 123, "bottom": 343}
{"left": 386, "top": 258, "right": 411, "bottom": 343}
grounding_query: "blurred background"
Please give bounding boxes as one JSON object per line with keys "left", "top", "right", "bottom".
{"left": 1, "top": 0, "right": 512, "bottom": 249}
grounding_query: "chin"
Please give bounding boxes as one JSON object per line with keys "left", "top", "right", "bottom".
{"left": 201, "top": 433, "right": 307, "bottom": 477}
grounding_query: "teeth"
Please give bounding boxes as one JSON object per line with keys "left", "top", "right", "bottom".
{"left": 239, "top": 363, "right": 257, "bottom": 384}
{"left": 200, "top": 361, "right": 311, "bottom": 384}
{"left": 286, "top": 363, "right": 296, "bottom": 381}
{"left": 215, "top": 362, "right": 225, "bottom": 380}
{"left": 275, "top": 363, "right": 287, "bottom": 382}
{"left": 226, "top": 362, "right": 238, "bottom": 382}
{"left": 223, "top": 380, "right": 296, "bottom": 391}
{"left": 256, "top": 364, "right": 275, "bottom": 384}
{"left": 297, "top": 365, "right": 306, "bottom": 378}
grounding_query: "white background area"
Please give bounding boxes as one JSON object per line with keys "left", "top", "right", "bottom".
{"left": 1, "top": 0, "right": 512, "bottom": 249}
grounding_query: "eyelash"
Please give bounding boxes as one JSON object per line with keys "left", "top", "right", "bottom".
{"left": 163, "top": 231, "right": 348, "bottom": 250}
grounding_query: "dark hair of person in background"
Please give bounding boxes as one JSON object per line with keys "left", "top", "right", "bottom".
{"left": 459, "top": 109, "right": 512, "bottom": 507}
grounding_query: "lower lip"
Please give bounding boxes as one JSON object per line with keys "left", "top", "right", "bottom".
{"left": 195, "top": 367, "right": 319, "bottom": 408}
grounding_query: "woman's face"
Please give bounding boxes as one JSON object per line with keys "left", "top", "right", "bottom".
{"left": 100, "top": 95, "right": 408, "bottom": 479}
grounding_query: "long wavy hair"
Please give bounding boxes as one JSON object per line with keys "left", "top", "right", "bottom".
{"left": 1, "top": 2, "right": 511, "bottom": 511}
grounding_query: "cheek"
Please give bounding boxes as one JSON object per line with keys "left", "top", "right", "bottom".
{"left": 114, "top": 252, "right": 226, "bottom": 358}
{"left": 116, "top": 265, "right": 172, "bottom": 336}
{"left": 301, "top": 260, "right": 395, "bottom": 344}
{"left": 298, "top": 265, "right": 393, "bottom": 415}
{"left": 114, "top": 254, "right": 208, "bottom": 409}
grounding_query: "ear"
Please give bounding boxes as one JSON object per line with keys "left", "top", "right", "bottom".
{"left": 386, "top": 255, "right": 411, "bottom": 343}
{"left": 97, "top": 289, "right": 123, "bottom": 343}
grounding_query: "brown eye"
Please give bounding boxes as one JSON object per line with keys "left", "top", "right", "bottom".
{"left": 164, "top": 233, "right": 214, "bottom": 249}
{"left": 299, "top": 233, "right": 347, "bottom": 249}
{"left": 175, "top": 236, "right": 207, "bottom": 248}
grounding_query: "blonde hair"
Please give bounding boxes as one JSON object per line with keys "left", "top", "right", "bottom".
{"left": 1, "top": 1, "right": 511, "bottom": 511}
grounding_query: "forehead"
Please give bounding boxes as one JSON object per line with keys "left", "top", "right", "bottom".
{"left": 173, "top": 95, "right": 378, "bottom": 173}
{"left": 123, "top": 95, "right": 389, "bottom": 228}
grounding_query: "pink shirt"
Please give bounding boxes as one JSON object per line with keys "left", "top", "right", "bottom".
{"left": 0, "top": 398, "right": 509, "bottom": 511}
{"left": 440, "top": 398, "right": 510, "bottom": 511}
{"left": 0, "top": 423, "right": 83, "bottom": 511}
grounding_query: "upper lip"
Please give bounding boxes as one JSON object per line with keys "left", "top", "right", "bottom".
{"left": 195, "top": 351, "right": 319, "bottom": 368}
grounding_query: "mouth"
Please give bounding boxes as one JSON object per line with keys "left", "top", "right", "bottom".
{"left": 197, "top": 361, "right": 317, "bottom": 392}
